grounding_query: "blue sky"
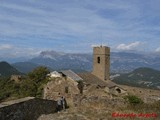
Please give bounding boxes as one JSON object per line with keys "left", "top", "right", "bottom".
{"left": 0, "top": 0, "right": 160, "bottom": 58}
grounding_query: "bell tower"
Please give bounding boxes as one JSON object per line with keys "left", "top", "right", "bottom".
{"left": 92, "top": 46, "right": 110, "bottom": 81}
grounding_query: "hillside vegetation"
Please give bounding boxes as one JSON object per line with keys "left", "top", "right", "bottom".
{"left": 0, "top": 66, "right": 50, "bottom": 102}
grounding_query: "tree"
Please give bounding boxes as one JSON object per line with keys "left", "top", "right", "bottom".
{"left": 19, "top": 79, "right": 37, "bottom": 97}
{"left": 28, "top": 66, "right": 50, "bottom": 83}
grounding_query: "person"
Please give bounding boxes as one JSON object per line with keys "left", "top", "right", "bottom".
{"left": 61, "top": 96, "right": 66, "bottom": 111}
{"left": 56, "top": 93, "right": 62, "bottom": 112}
{"left": 56, "top": 98, "right": 62, "bottom": 112}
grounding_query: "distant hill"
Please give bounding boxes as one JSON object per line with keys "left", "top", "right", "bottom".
{"left": 112, "top": 67, "right": 160, "bottom": 89}
{"left": 0, "top": 61, "right": 22, "bottom": 77}
{"left": 12, "top": 62, "right": 39, "bottom": 73}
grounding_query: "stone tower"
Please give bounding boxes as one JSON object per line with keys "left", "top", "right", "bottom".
{"left": 92, "top": 46, "right": 110, "bottom": 81}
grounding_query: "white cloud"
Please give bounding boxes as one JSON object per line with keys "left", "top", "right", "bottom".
{"left": 155, "top": 47, "right": 160, "bottom": 52}
{"left": 116, "top": 41, "right": 141, "bottom": 51}
{"left": 0, "top": 44, "right": 41, "bottom": 58}
{"left": 0, "top": 44, "right": 13, "bottom": 50}
{"left": 0, "top": 0, "right": 160, "bottom": 54}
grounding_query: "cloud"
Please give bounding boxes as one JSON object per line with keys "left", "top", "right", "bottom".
{"left": 116, "top": 41, "right": 141, "bottom": 51}
{"left": 0, "top": 0, "right": 139, "bottom": 38}
{"left": 0, "top": 44, "right": 41, "bottom": 58}
{"left": 155, "top": 47, "right": 160, "bottom": 52}
{"left": 0, "top": 0, "right": 160, "bottom": 55}
{"left": 0, "top": 44, "right": 13, "bottom": 50}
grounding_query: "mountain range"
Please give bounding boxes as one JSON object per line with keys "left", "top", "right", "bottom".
{"left": 11, "top": 50, "right": 160, "bottom": 73}
{"left": 0, "top": 61, "right": 159, "bottom": 90}
{"left": 1, "top": 53, "right": 160, "bottom": 90}
{"left": 112, "top": 67, "right": 160, "bottom": 90}
{"left": 12, "top": 51, "right": 92, "bottom": 73}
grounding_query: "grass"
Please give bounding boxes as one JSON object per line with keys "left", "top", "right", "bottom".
{"left": 63, "top": 94, "right": 160, "bottom": 120}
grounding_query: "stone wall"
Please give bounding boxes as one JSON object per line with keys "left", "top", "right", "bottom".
{"left": 43, "top": 77, "right": 79, "bottom": 100}
{"left": 0, "top": 97, "right": 57, "bottom": 120}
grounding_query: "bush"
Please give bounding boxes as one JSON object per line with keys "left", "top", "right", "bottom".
{"left": 125, "top": 95, "right": 143, "bottom": 105}
{"left": 19, "top": 79, "right": 37, "bottom": 97}
{"left": 27, "top": 66, "right": 50, "bottom": 83}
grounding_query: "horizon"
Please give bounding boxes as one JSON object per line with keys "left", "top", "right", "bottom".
{"left": 0, "top": 0, "right": 160, "bottom": 60}
{"left": 1, "top": 49, "right": 160, "bottom": 64}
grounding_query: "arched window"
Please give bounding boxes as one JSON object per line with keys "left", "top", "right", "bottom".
{"left": 97, "top": 57, "right": 100, "bottom": 63}
{"left": 116, "top": 88, "right": 121, "bottom": 93}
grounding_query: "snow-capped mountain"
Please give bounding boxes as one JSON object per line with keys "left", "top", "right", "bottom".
{"left": 28, "top": 51, "right": 92, "bottom": 72}
{"left": 39, "top": 51, "right": 65, "bottom": 60}
{"left": 13, "top": 50, "right": 160, "bottom": 73}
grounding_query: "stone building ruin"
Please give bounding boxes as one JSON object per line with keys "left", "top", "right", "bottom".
{"left": 44, "top": 45, "right": 127, "bottom": 102}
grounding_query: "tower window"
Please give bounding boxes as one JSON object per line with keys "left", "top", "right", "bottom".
{"left": 65, "top": 86, "right": 69, "bottom": 93}
{"left": 97, "top": 57, "right": 100, "bottom": 63}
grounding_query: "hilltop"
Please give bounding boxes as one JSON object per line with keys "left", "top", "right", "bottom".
{"left": 0, "top": 65, "right": 160, "bottom": 119}
{"left": 0, "top": 47, "right": 160, "bottom": 119}
{"left": 38, "top": 83, "right": 160, "bottom": 120}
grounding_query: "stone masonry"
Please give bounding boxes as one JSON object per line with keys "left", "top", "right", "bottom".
{"left": 92, "top": 46, "right": 110, "bottom": 81}
{"left": 0, "top": 97, "right": 57, "bottom": 120}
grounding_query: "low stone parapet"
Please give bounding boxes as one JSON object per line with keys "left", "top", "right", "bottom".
{"left": 0, "top": 97, "right": 57, "bottom": 120}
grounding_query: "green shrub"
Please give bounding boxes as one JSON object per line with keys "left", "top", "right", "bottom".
{"left": 125, "top": 95, "right": 143, "bottom": 105}
{"left": 28, "top": 66, "right": 50, "bottom": 83}
{"left": 19, "top": 79, "right": 37, "bottom": 97}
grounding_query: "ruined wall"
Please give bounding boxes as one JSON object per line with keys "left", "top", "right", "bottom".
{"left": 0, "top": 97, "right": 57, "bottom": 120}
{"left": 104, "top": 86, "right": 127, "bottom": 96}
{"left": 43, "top": 77, "right": 80, "bottom": 107}
{"left": 44, "top": 77, "right": 79, "bottom": 100}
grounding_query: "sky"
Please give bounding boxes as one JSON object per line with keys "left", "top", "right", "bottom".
{"left": 0, "top": 0, "right": 160, "bottom": 59}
